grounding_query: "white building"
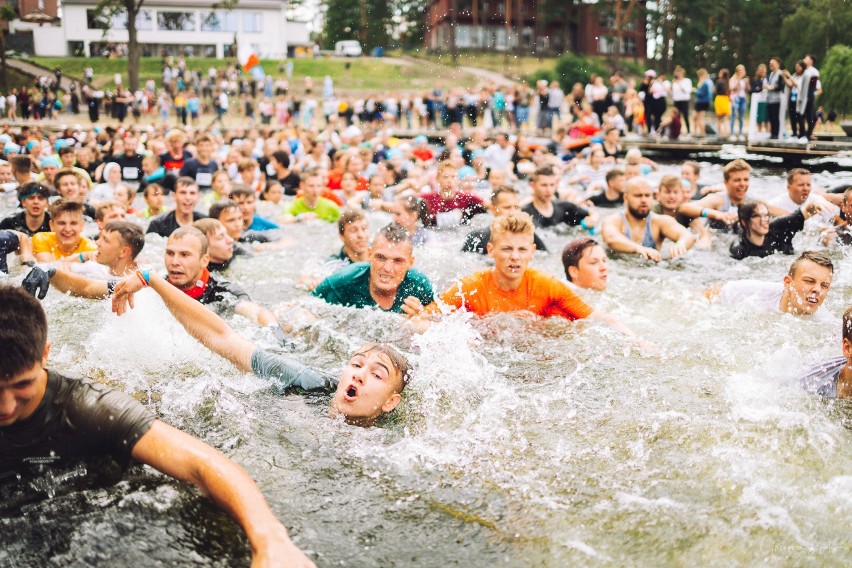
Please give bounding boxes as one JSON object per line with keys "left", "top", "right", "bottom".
{"left": 29, "top": 0, "right": 309, "bottom": 58}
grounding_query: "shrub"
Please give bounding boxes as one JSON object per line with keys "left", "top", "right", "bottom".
{"left": 819, "top": 44, "right": 852, "bottom": 116}
{"left": 553, "top": 53, "right": 609, "bottom": 88}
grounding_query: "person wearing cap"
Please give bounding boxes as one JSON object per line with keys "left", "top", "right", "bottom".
{"left": 412, "top": 135, "right": 434, "bottom": 164}
{"left": 37, "top": 156, "right": 61, "bottom": 190}
{"left": 0, "top": 183, "right": 52, "bottom": 236}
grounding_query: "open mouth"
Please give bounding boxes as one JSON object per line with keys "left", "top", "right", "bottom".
{"left": 344, "top": 384, "right": 358, "bottom": 401}
{"left": 806, "top": 296, "right": 819, "bottom": 304}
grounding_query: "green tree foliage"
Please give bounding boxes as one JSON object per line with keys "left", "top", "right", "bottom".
{"left": 779, "top": 0, "right": 852, "bottom": 68}
{"left": 819, "top": 44, "right": 852, "bottom": 115}
{"left": 553, "top": 53, "right": 608, "bottom": 87}
{"left": 393, "top": 0, "right": 429, "bottom": 49}
{"left": 322, "top": 0, "right": 391, "bottom": 50}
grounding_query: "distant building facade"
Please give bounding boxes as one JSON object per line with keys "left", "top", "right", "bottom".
{"left": 20, "top": 0, "right": 309, "bottom": 58}
{"left": 425, "top": 0, "right": 646, "bottom": 59}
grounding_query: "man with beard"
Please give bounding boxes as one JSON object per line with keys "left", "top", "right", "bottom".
{"left": 601, "top": 177, "right": 695, "bottom": 262}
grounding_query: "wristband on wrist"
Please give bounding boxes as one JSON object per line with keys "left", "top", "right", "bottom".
{"left": 135, "top": 269, "right": 150, "bottom": 287}
{"left": 78, "top": 253, "right": 85, "bottom": 262}
{"left": 700, "top": 208, "right": 709, "bottom": 218}
{"left": 107, "top": 280, "right": 117, "bottom": 297}
{"left": 580, "top": 218, "right": 589, "bottom": 231}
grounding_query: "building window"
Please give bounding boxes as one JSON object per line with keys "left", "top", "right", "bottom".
{"left": 243, "top": 12, "right": 263, "bottom": 33}
{"left": 598, "top": 36, "right": 611, "bottom": 54}
{"left": 621, "top": 37, "right": 636, "bottom": 55}
{"left": 87, "top": 9, "right": 152, "bottom": 30}
{"left": 201, "top": 11, "right": 238, "bottom": 32}
{"left": 158, "top": 11, "right": 196, "bottom": 31}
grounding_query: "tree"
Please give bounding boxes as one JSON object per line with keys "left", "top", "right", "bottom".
{"left": 91, "top": 0, "right": 237, "bottom": 92}
{"left": 819, "top": 44, "right": 851, "bottom": 116}
{"left": 322, "top": 0, "right": 391, "bottom": 50}
{"left": 392, "top": 0, "right": 428, "bottom": 49}
{"left": 0, "top": 4, "right": 18, "bottom": 92}
{"left": 780, "top": 0, "right": 852, "bottom": 68}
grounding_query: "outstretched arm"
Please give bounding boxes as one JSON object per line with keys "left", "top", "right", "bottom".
{"left": 601, "top": 214, "right": 662, "bottom": 262}
{"left": 235, "top": 300, "right": 280, "bottom": 328}
{"left": 112, "top": 272, "right": 256, "bottom": 372}
{"left": 658, "top": 216, "right": 696, "bottom": 259}
{"left": 132, "top": 420, "right": 315, "bottom": 568}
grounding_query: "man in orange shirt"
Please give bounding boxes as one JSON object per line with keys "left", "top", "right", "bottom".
{"left": 406, "top": 212, "right": 635, "bottom": 336}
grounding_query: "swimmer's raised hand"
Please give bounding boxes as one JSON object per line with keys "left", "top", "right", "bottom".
{"left": 111, "top": 273, "right": 146, "bottom": 315}
{"left": 401, "top": 295, "right": 425, "bottom": 317}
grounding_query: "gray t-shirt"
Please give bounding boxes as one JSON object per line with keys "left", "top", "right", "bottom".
{"left": 800, "top": 356, "right": 847, "bottom": 398}
{"left": 250, "top": 348, "right": 336, "bottom": 392}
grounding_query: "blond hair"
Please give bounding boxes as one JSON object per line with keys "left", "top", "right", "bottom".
{"left": 491, "top": 211, "right": 534, "bottom": 237}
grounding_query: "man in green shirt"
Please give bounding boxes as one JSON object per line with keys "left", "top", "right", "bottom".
{"left": 283, "top": 169, "right": 340, "bottom": 223}
{"left": 312, "top": 223, "right": 434, "bottom": 313}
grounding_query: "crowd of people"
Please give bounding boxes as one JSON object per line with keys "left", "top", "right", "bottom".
{"left": 0, "top": 69, "right": 849, "bottom": 563}
{"left": 2, "top": 52, "right": 833, "bottom": 148}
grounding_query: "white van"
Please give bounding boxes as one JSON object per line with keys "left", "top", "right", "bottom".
{"left": 335, "top": 40, "right": 362, "bottom": 57}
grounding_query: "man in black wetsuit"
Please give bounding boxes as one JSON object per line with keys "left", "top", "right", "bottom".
{"left": 0, "top": 286, "right": 314, "bottom": 567}
{"left": 729, "top": 200, "right": 823, "bottom": 260}
{"left": 110, "top": 266, "right": 410, "bottom": 427}
{"left": 146, "top": 178, "right": 206, "bottom": 238}
{"left": 521, "top": 165, "right": 598, "bottom": 230}
{"left": 0, "top": 182, "right": 51, "bottom": 236}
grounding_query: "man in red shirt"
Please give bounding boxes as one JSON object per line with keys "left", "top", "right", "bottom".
{"left": 419, "top": 162, "right": 486, "bottom": 228}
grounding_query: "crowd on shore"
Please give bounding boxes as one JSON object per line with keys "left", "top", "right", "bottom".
{"left": 0, "top": 81, "right": 849, "bottom": 564}
{"left": 1, "top": 51, "right": 834, "bottom": 146}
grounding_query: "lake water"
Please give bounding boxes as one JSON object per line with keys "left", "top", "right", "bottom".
{"left": 1, "top": 160, "right": 851, "bottom": 567}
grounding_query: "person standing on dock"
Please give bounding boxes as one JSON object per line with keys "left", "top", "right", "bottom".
{"left": 671, "top": 66, "right": 693, "bottom": 136}
{"left": 765, "top": 57, "right": 785, "bottom": 139}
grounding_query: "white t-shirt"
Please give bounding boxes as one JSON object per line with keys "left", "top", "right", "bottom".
{"left": 672, "top": 78, "right": 693, "bottom": 102}
{"left": 718, "top": 279, "right": 831, "bottom": 321}
{"left": 768, "top": 192, "right": 838, "bottom": 222}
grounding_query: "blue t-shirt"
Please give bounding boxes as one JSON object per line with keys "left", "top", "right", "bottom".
{"left": 312, "top": 262, "right": 434, "bottom": 313}
{"left": 248, "top": 215, "right": 280, "bottom": 231}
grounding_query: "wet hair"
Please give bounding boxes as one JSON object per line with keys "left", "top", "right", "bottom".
{"left": 337, "top": 207, "right": 366, "bottom": 235}
{"left": 736, "top": 199, "right": 768, "bottom": 237}
{"left": 170, "top": 226, "right": 209, "bottom": 256}
{"left": 562, "top": 238, "right": 600, "bottom": 282}
{"left": 606, "top": 168, "right": 625, "bottom": 183}
{"left": 208, "top": 199, "right": 240, "bottom": 219}
{"left": 95, "top": 201, "right": 124, "bottom": 221}
{"left": 354, "top": 343, "right": 411, "bottom": 393}
{"left": 0, "top": 286, "right": 48, "bottom": 380}
{"left": 271, "top": 150, "right": 290, "bottom": 169}
{"left": 230, "top": 187, "right": 255, "bottom": 200}
{"left": 723, "top": 159, "right": 751, "bottom": 181}
{"left": 212, "top": 170, "right": 231, "bottom": 184}
{"left": 682, "top": 161, "right": 700, "bottom": 176}
{"left": 54, "top": 169, "right": 82, "bottom": 188}
{"left": 301, "top": 167, "right": 323, "bottom": 182}
{"left": 260, "top": 181, "right": 282, "bottom": 201}
{"left": 11, "top": 155, "right": 32, "bottom": 174}
{"left": 436, "top": 161, "right": 458, "bottom": 176}
{"left": 237, "top": 158, "right": 258, "bottom": 173}
{"left": 175, "top": 176, "right": 198, "bottom": 191}
{"left": 143, "top": 182, "right": 165, "bottom": 198}
{"left": 530, "top": 165, "right": 557, "bottom": 181}
{"left": 658, "top": 175, "right": 683, "bottom": 193}
{"left": 143, "top": 154, "right": 161, "bottom": 165}
{"left": 491, "top": 211, "right": 534, "bottom": 237}
{"left": 375, "top": 222, "right": 412, "bottom": 246}
{"left": 844, "top": 307, "right": 852, "bottom": 344}
{"left": 193, "top": 218, "right": 226, "bottom": 237}
{"left": 58, "top": 146, "right": 75, "bottom": 156}
{"left": 195, "top": 134, "right": 213, "bottom": 145}
{"left": 786, "top": 167, "right": 810, "bottom": 184}
{"left": 17, "top": 181, "right": 50, "bottom": 203}
{"left": 397, "top": 195, "right": 430, "bottom": 226}
{"left": 48, "top": 198, "right": 85, "bottom": 219}
{"left": 491, "top": 185, "right": 519, "bottom": 202}
{"left": 104, "top": 220, "right": 145, "bottom": 259}
{"left": 788, "top": 250, "right": 833, "bottom": 277}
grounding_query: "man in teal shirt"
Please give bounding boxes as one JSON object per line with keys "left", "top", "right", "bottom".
{"left": 312, "top": 223, "right": 433, "bottom": 313}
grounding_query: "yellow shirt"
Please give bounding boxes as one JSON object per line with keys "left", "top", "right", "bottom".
{"left": 32, "top": 232, "right": 97, "bottom": 260}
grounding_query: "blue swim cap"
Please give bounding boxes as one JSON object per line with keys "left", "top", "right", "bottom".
{"left": 41, "top": 156, "right": 61, "bottom": 168}
{"left": 414, "top": 135, "right": 428, "bottom": 145}
{"left": 458, "top": 165, "right": 475, "bottom": 179}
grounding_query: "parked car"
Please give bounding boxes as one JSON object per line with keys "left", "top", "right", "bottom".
{"left": 335, "top": 40, "right": 362, "bottom": 57}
